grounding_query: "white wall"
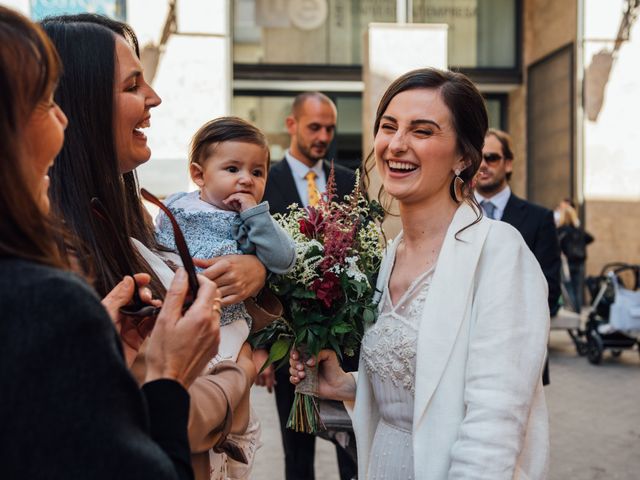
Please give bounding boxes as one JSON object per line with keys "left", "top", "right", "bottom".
{"left": 130, "top": 0, "right": 231, "bottom": 196}
{"left": 1, "top": 0, "right": 28, "bottom": 14}
{"left": 583, "top": 0, "right": 640, "bottom": 201}
{"left": 0, "top": 0, "right": 231, "bottom": 197}
{"left": 363, "top": 23, "right": 448, "bottom": 238}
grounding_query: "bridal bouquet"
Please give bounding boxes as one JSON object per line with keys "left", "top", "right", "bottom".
{"left": 254, "top": 167, "right": 384, "bottom": 433}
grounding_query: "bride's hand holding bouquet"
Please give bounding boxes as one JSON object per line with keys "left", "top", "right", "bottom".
{"left": 289, "top": 348, "right": 356, "bottom": 402}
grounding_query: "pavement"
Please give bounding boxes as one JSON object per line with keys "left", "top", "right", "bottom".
{"left": 249, "top": 330, "right": 640, "bottom": 480}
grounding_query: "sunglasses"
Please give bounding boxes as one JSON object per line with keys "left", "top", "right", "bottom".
{"left": 90, "top": 189, "right": 199, "bottom": 326}
{"left": 482, "top": 153, "right": 503, "bottom": 164}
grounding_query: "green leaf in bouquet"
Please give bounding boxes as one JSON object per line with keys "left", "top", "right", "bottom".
{"left": 248, "top": 318, "right": 292, "bottom": 349}
{"left": 339, "top": 304, "right": 357, "bottom": 323}
{"left": 309, "top": 324, "right": 328, "bottom": 337}
{"left": 289, "top": 300, "right": 305, "bottom": 315}
{"left": 260, "top": 338, "right": 292, "bottom": 374}
{"left": 327, "top": 334, "right": 343, "bottom": 360}
{"left": 290, "top": 302, "right": 312, "bottom": 320}
{"left": 290, "top": 309, "right": 323, "bottom": 329}
{"left": 308, "top": 311, "right": 328, "bottom": 324}
{"left": 305, "top": 244, "right": 323, "bottom": 258}
{"left": 331, "top": 322, "right": 352, "bottom": 335}
{"left": 295, "top": 326, "right": 305, "bottom": 340}
{"left": 292, "top": 287, "right": 316, "bottom": 299}
{"left": 352, "top": 279, "right": 367, "bottom": 298}
{"left": 270, "top": 280, "right": 292, "bottom": 297}
{"left": 306, "top": 329, "right": 321, "bottom": 356}
{"left": 363, "top": 307, "right": 376, "bottom": 324}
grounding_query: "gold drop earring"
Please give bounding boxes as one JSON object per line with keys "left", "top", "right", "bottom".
{"left": 453, "top": 168, "right": 464, "bottom": 203}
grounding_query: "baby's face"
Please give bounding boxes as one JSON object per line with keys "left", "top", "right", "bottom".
{"left": 194, "top": 141, "right": 268, "bottom": 210}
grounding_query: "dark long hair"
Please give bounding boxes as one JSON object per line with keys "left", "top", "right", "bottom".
{"left": 0, "top": 6, "right": 67, "bottom": 268}
{"left": 41, "top": 14, "right": 164, "bottom": 297}
{"left": 364, "top": 68, "right": 488, "bottom": 224}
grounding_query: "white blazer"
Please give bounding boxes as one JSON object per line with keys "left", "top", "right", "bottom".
{"left": 347, "top": 202, "right": 550, "bottom": 479}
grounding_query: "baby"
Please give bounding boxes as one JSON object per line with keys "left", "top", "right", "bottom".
{"left": 155, "top": 117, "right": 295, "bottom": 479}
{"left": 156, "top": 116, "right": 295, "bottom": 364}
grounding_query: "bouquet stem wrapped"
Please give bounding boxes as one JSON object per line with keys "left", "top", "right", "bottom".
{"left": 287, "top": 347, "right": 324, "bottom": 432}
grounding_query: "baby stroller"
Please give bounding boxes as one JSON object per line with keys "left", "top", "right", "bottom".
{"left": 584, "top": 263, "right": 640, "bottom": 364}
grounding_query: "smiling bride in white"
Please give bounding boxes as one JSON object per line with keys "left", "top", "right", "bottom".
{"left": 289, "top": 67, "right": 550, "bottom": 480}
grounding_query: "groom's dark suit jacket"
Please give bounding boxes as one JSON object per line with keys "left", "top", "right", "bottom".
{"left": 264, "top": 158, "right": 356, "bottom": 216}
{"left": 501, "top": 193, "right": 560, "bottom": 386}
{"left": 501, "top": 193, "right": 561, "bottom": 315}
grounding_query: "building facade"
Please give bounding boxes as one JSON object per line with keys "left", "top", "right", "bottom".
{"left": 4, "top": 0, "right": 638, "bottom": 272}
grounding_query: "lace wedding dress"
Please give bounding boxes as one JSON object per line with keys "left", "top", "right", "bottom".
{"left": 361, "top": 265, "right": 434, "bottom": 479}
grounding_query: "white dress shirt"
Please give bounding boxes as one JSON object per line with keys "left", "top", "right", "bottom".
{"left": 285, "top": 150, "right": 327, "bottom": 207}
{"left": 474, "top": 185, "right": 511, "bottom": 220}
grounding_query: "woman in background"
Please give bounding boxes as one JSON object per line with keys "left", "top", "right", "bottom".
{"left": 557, "top": 204, "right": 594, "bottom": 311}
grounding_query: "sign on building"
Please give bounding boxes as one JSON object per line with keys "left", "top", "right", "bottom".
{"left": 30, "top": 0, "right": 125, "bottom": 20}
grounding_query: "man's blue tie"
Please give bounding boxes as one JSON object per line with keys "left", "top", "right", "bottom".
{"left": 481, "top": 200, "right": 497, "bottom": 220}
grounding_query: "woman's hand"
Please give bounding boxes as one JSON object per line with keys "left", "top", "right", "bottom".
{"left": 194, "top": 255, "right": 266, "bottom": 306}
{"left": 144, "top": 269, "right": 221, "bottom": 389}
{"left": 252, "top": 347, "right": 276, "bottom": 393}
{"left": 101, "top": 273, "right": 161, "bottom": 366}
{"left": 289, "top": 348, "right": 356, "bottom": 402}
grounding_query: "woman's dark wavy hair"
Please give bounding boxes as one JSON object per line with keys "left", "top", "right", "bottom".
{"left": 0, "top": 6, "right": 67, "bottom": 268}
{"left": 41, "top": 14, "right": 165, "bottom": 297}
{"left": 363, "top": 67, "right": 488, "bottom": 230}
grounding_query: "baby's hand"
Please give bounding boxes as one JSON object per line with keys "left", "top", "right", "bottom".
{"left": 223, "top": 192, "right": 258, "bottom": 212}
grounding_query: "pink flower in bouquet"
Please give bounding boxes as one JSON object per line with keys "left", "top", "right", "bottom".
{"left": 312, "top": 271, "right": 343, "bottom": 308}
{"left": 298, "top": 207, "right": 324, "bottom": 239}
{"left": 320, "top": 220, "right": 357, "bottom": 273}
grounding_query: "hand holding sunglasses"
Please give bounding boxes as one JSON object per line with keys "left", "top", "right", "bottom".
{"left": 90, "top": 190, "right": 203, "bottom": 340}
{"left": 100, "top": 273, "right": 160, "bottom": 363}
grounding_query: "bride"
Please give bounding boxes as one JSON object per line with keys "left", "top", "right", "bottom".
{"left": 289, "top": 68, "right": 550, "bottom": 479}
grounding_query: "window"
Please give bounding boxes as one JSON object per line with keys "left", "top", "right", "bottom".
{"left": 234, "top": 0, "right": 518, "bottom": 69}
{"left": 234, "top": 0, "right": 396, "bottom": 65}
{"left": 411, "top": 0, "right": 517, "bottom": 68}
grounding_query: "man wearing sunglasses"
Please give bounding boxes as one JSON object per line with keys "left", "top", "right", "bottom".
{"left": 474, "top": 128, "right": 561, "bottom": 385}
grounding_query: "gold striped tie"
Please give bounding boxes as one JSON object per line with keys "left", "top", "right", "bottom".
{"left": 305, "top": 171, "right": 320, "bottom": 207}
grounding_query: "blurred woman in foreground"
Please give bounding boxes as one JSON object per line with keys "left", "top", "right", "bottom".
{"left": 0, "top": 6, "right": 220, "bottom": 479}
